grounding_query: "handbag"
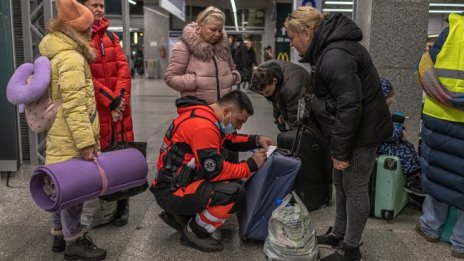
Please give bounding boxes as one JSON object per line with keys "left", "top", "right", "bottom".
{"left": 99, "top": 120, "right": 149, "bottom": 201}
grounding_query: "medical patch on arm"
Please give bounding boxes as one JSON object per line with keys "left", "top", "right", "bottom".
{"left": 197, "top": 148, "right": 224, "bottom": 180}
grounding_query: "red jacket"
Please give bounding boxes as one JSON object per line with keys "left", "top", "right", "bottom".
{"left": 153, "top": 97, "right": 259, "bottom": 191}
{"left": 89, "top": 18, "right": 133, "bottom": 149}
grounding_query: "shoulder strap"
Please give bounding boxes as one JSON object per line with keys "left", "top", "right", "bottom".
{"left": 106, "top": 30, "right": 115, "bottom": 44}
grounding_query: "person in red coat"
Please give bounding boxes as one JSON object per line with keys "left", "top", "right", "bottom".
{"left": 79, "top": 0, "right": 134, "bottom": 227}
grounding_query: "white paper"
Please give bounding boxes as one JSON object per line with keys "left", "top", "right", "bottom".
{"left": 266, "top": 145, "right": 277, "bottom": 157}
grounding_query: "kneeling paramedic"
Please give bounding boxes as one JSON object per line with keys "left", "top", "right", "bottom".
{"left": 150, "top": 90, "right": 275, "bottom": 252}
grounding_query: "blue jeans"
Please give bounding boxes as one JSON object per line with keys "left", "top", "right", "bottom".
{"left": 420, "top": 195, "right": 464, "bottom": 253}
{"left": 52, "top": 204, "right": 83, "bottom": 239}
{"left": 332, "top": 146, "right": 377, "bottom": 247}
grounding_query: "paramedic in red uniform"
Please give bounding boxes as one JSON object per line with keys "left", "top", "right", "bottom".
{"left": 151, "top": 90, "right": 275, "bottom": 252}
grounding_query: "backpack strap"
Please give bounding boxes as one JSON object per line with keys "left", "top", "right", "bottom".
{"left": 106, "top": 30, "right": 115, "bottom": 44}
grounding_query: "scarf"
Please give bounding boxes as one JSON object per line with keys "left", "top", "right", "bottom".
{"left": 416, "top": 52, "right": 464, "bottom": 110}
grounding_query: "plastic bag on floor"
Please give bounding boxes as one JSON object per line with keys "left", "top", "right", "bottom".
{"left": 264, "top": 191, "right": 318, "bottom": 261}
{"left": 80, "top": 198, "right": 117, "bottom": 228}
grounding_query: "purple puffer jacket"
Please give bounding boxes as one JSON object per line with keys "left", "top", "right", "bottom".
{"left": 164, "top": 22, "right": 240, "bottom": 104}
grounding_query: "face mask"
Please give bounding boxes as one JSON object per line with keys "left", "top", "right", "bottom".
{"left": 220, "top": 113, "right": 236, "bottom": 135}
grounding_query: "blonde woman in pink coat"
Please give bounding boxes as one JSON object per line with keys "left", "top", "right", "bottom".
{"left": 165, "top": 6, "right": 241, "bottom": 104}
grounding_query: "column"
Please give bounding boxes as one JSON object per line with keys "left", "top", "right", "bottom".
{"left": 356, "top": 0, "right": 429, "bottom": 142}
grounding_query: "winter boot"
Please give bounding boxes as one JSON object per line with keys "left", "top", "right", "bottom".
{"left": 180, "top": 219, "right": 223, "bottom": 252}
{"left": 112, "top": 199, "right": 129, "bottom": 227}
{"left": 64, "top": 233, "right": 106, "bottom": 260}
{"left": 51, "top": 228, "right": 65, "bottom": 253}
{"left": 317, "top": 227, "right": 343, "bottom": 248}
{"left": 320, "top": 242, "right": 362, "bottom": 261}
{"left": 159, "top": 211, "right": 189, "bottom": 232}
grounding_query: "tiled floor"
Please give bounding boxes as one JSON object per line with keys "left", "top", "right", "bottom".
{"left": 0, "top": 79, "right": 458, "bottom": 260}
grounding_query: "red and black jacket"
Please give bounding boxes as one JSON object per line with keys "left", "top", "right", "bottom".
{"left": 152, "top": 96, "right": 260, "bottom": 193}
{"left": 89, "top": 18, "right": 133, "bottom": 149}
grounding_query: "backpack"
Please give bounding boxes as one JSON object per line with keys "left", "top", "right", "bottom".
{"left": 6, "top": 56, "right": 60, "bottom": 133}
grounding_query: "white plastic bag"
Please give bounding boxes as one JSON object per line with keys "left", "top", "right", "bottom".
{"left": 80, "top": 198, "right": 117, "bottom": 228}
{"left": 264, "top": 191, "right": 318, "bottom": 261}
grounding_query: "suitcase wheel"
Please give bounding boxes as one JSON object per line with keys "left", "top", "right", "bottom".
{"left": 382, "top": 210, "right": 394, "bottom": 220}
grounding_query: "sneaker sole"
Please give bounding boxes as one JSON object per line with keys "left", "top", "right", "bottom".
{"left": 180, "top": 234, "right": 223, "bottom": 252}
{"left": 64, "top": 254, "right": 107, "bottom": 261}
{"left": 403, "top": 187, "right": 426, "bottom": 197}
{"left": 317, "top": 243, "right": 338, "bottom": 249}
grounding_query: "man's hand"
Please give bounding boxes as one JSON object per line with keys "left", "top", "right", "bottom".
{"left": 80, "top": 146, "right": 97, "bottom": 161}
{"left": 277, "top": 115, "right": 284, "bottom": 124}
{"left": 111, "top": 109, "right": 123, "bottom": 122}
{"left": 332, "top": 158, "right": 350, "bottom": 171}
{"left": 257, "top": 135, "right": 276, "bottom": 150}
{"left": 117, "top": 99, "right": 126, "bottom": 112}
{"left": 251, "top": 149, "right": 267, "bottom": 168}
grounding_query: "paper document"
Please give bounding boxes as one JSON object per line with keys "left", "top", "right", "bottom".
{"left": 266, "top": 145, "right": 277, "bottom": 157}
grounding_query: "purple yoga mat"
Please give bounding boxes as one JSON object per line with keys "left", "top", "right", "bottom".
{"left": 30, "top": 148, "right": 148, "bottom": 212}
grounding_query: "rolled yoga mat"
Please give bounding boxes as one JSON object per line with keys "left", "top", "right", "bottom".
{"left": 30, "top": 148, "right": 148, "bottom": 212}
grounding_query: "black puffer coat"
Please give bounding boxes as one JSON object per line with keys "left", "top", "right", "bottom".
{"left": 300, "top": 13, "right": 392, "bottom": 161}
{"left": 259, "top": 60, "right": 310, "bottom": 129}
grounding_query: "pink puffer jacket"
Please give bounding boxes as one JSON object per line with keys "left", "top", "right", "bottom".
{"left": 164, "top": 22, "right": 241, "bottom": 104}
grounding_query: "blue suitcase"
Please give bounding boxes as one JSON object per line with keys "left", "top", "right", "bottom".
{"left": 237, "top": 149, "right": 301, "bottom": 241}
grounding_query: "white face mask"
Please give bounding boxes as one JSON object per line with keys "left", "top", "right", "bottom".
{"left": 219, "top": 112, "right": 236, "bottom": 135}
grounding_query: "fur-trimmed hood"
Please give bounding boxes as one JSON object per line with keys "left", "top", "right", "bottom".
{"left": 181, "top": 22, "right": 231, "bottom": 62}
{"left": 39, "top": 19, "right": 95, "bottom": 62}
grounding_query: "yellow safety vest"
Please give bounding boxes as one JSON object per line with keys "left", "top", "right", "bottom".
{"left": 423, "top": 13, "right": 464, "bottom": 123}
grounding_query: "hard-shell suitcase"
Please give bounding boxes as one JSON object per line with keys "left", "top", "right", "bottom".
{"left": 237, "top": 149, "right": 301, "bottom": 241}
{"left": 440, "top": 206, "right": 458, "bottom": 243}
{"left": 277, "top": 128, "right": 332, "bottom": 211}
{"left": 369, "top": 155, "right": 409, "bottom": 220}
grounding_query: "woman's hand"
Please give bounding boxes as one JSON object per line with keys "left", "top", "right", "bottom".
{"left": 332, "top": 158, "right": 350, "bottom": 171}
{"left": 232, "top": 70, "right": 241, "bottom": 84}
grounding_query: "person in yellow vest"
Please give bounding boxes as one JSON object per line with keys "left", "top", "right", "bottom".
{"left": 415, "top": 13, "right": 464, "bottom": 259}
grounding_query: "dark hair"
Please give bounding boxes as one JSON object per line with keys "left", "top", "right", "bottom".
{"left": 250, "top": 66, "right": 275, "bottom": 93}
{"left": 76, "top": 0, "right": 87, "bottom": 4}
{"left": 264, "top": 45, "right": 272, "bottom": 50}
{"left": 218, "top": 90, "right": 254, "bottom": 115}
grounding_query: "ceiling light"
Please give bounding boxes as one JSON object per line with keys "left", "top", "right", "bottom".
{"left": 128, "top": 0, "right": 136, "bottom": 5}
{"left": 230, "top": 0, "right": 239, "bottom": 31}
{"left": 322, "top": 8, "right": 353, "bottom": 12}
{"left": 325, "top": 1, "right": 352, "bottom": 5}
{"left": 429, "top": 10, "right": 464, "bottom": 13}
{"left": 430, "top": 3, "right": 464, "bottom": 7}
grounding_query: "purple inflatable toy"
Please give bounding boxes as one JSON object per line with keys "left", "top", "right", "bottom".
{"left": 30, "top": 148, "right": 148, "bottom": 212}
{"left": 6, "top": 56, "right": 51, "bottom": 106}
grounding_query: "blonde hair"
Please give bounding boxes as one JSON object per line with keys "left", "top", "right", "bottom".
{"left": 196, "top": 6, "right": 225, "bottom": 25}
{"left": 284, "top": 6, "right": 329, "bottom": 34}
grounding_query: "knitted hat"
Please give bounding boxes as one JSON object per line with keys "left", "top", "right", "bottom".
{"left": 380, "top": 78, "right": 393, "bottom": 97}
{"left": 56, "top": 0, "right": 94, "bottom": 32}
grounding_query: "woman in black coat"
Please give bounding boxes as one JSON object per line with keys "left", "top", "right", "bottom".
{"left": 285, "top": 6, "right": 392, "bottom": 261}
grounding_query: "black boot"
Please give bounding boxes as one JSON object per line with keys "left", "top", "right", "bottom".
{"left": 317, "top": 227, "right": 343, "bottom": 248}
{"left": 51, "top": 228, "right": 65, "bottom": 253}
{"left": 112, "top": 199, "right": 129, "bottom": 227}
{"left": 52, "top": 235, "right": 65, "bottom": 253}
{"left": 180, "top": 219, "right": 223, "bottom": 252}
{"left": 321, "top": 242, "right": 362, "bottom": 261}
{"left": 64, "top": 233, "right": 106, "bottom": 260}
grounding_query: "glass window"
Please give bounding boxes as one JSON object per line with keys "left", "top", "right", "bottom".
{"left": 105, "top": 0, "right": 144, "bottom": 15}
